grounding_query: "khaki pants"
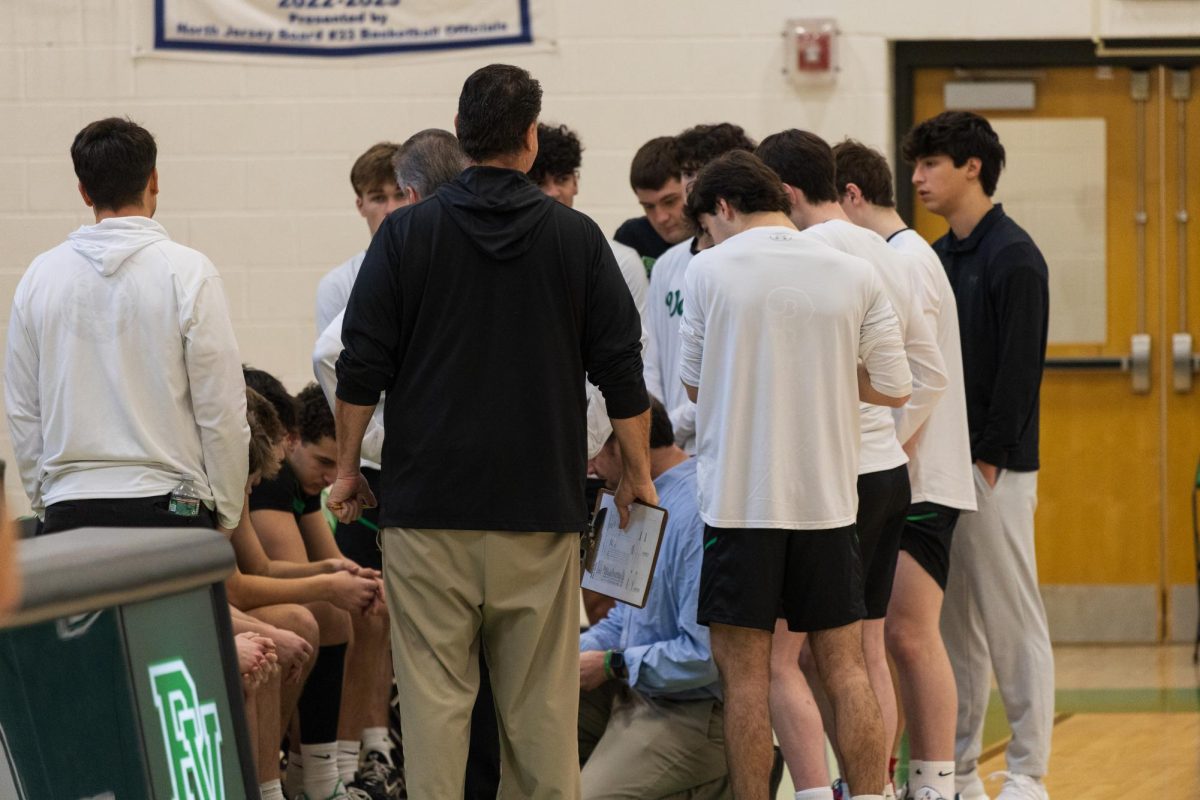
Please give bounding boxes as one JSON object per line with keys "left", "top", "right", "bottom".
{"left": 384, "top": 528, "right": 581, "bottom": 800}
{"left": 578, "top": 682, "right": 731, "bottom": 800}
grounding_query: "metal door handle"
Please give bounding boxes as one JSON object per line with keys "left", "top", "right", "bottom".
{"left": 1172, "top": 333, "right": 1200, "bottom": 393}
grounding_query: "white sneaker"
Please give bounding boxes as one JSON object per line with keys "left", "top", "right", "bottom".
{"left": 910, "top": 785, "right": 952, "bottom": 800}
{"left": 991, "top": 772, "right": 1048, "bottom": 800}
{"left": 955, "top": 772, "right": 989, "bottom": 800}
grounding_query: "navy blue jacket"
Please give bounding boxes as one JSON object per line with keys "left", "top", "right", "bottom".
{"left": 933, "top": 204, "right": 1049, "bottom": 471}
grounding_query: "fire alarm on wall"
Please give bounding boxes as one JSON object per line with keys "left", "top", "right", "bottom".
{"left": 784, "top": 18, "right": 837, "bottom": 86}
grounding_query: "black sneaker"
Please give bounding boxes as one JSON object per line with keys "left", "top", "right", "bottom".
{"left": 358, "top": 749, "right": 406, "bottom": 800}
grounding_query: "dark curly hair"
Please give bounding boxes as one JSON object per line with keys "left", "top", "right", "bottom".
{"left": 296, "top": 382, "right": 335, "bottom": 445}
{"left": 243, "top": 366, "right": 298, "bottom": 436}
{"left": 901, "top": 111, "right": 1006, "bottom": 196}
{"left": 529, "top": 123, "right": 582, "bottom": 185}
{"left": 676, "top": 123, "right": 756, "bottom": 174}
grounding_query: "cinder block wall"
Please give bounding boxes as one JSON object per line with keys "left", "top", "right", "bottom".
{"left": 1, "top": 0, "right": 1196, "bottom": 515}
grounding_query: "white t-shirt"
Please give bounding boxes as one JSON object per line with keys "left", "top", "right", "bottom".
{"left": 314, "top": 250, "right": 365, "bottom": 335}
{"left": 643, "top": 238, "right": 697, "bottom": 452}
{"left": 678, "top": 226, "right": 911, "bottom": 530}
{"left": 5, "top": 217, "right": 249, "bottom": 527}
{"left": 889, "top": 229, "right": 977, "bottom": 511}
{"left": 801, "top": 219, "right": 947, "bottom": 475}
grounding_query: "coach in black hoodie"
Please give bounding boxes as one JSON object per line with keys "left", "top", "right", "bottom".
{"left": 329, "top": 64, "right": 654, "bottom": 800}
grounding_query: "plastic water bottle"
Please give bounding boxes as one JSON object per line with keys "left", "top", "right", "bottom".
{"left": 168, "top": 475, "right": 202, "bottom": 518}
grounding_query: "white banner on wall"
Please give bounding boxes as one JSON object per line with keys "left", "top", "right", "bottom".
{"left": 154, "top": 0, "right": 531, "bottom": 57}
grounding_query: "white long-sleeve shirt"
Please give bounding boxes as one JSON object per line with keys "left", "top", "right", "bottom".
{"left": 679, "top": 226, "right": 911, "bottom": 530}
{"left": 313, "top": 308, "right": 385, "bottom": 469}
{"left": 584, "top": 240, "right": 652, "bottom": 458}
{"left": 315, "top": 250, "right": 365, "bottom": 335}
{"left": 5, "top": 217, "right": 249, "bottom": 527}
{"left": 643, "top": 238, "right": 697, "bottom": 452}
{"left": 889, "top": 229, "right": 977, "bottom": 511}
{"left": 801, "top": 219, "right": 948, "bottom": 475}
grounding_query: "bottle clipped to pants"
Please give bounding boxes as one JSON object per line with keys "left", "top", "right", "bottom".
{"left": 168, "top": 475, "right": 202, "bottom": 518}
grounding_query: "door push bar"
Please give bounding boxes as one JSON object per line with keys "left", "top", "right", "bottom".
{"left": 1045, "top": 333, "right": 1151, "bottom": 394}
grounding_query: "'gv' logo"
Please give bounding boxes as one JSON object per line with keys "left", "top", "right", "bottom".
{"left": 148, "top": 659, "right": 225, "bottom": 800}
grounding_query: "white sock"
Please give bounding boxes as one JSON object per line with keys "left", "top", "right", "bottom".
{"left": 911, "top": 760, "right": 955, "bottom": 799}
{"left": 884, "top": 782, "right": 896, "bottom": 800}
{"left": 283, "top": 752, "right": 304, "bottom": 799}
{"left": 850, "top": 795, "right": 883, "bottom": 800}
{"left": 302, "top": 742, "right": 341, "bottom": 799}
{"left": 337, "top": 739, "right": 360, "bottom": 784}
{"left": 796, "top": 788, "right": 835, "bottom": 800}
{"left": 362, "top": 726, "right": 392, "bottom": 761}
{"left": 259, "top": 779, "right": 285, "bottom": 800}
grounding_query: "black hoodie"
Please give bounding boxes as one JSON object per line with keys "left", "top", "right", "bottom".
{"left": 337, "top": 166, "right": 648, "bottom": 532}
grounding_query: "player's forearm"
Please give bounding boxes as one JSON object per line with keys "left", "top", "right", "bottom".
{"left": 334, "top": 399, "right": 374, "bottom": 478}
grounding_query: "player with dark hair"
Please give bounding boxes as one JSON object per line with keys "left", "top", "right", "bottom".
{"left": 248, "top": 377, "right": 389, "bottom": 800}
{"left": 903, "top": 111, "right": 1052, "bottom": 800}
{"left": 614, "top": 136, "right": 688, "bottom": 273}
{"left": 7, "top": 116, "right": 248, "bottom": 536}
{"left": 834, "top": 137, "right": 977, "bottom": 800}
{"left": 644, "top": 123, "right": 756, "bottom": 454}
{"left": 529, "top": 122, "right": 583, "bottom": 205}
{"left": 758, "top": 129, "right": 947, "bottom": 800}
{"left": 676, "top": 122, "right": 757, "bottom": 183}
{"left": 679, "top": 150, "right": 912, "bottom": 800}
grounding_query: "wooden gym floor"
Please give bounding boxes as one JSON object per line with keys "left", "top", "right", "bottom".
{"left": 776, "top": 644, "right": 1200, "bottom": 798}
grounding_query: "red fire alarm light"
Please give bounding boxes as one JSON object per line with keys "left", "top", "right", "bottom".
{"left": 785, "top": 18, "right": 838, "bottom": 86}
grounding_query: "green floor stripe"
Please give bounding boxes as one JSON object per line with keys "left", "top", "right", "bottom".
{"left": 1053, "top": 688, "right": 1200, "bottom": 713}
{"left": 976, "top": 687, "right": 1200, "bottom": 761}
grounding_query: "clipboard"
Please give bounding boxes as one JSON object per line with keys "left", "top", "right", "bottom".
{"left": 580, "top": 489, "right": 668, "bottom": 608}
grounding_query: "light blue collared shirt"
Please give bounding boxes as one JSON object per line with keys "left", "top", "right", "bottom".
{"left": 580, "top": 457, "right": 720, "bottom": 700}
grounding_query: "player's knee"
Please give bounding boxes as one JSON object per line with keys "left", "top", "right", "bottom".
{"left": 884, "top": 614, "right": 928, "bottom": 668}
{"left": 307, "top": 601, "right": 351, "bottom": 644}
{"left": 278, "top": 603, "right": 320, "bottom": 649}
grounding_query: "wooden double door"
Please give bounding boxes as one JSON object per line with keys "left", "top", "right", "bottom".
{"left": 911, "top": 64, "right": 1200, "bottom": 641}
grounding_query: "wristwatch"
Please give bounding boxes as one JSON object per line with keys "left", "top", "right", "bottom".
{"left": 605, "top": 649, "right": 628, "bottom": 681}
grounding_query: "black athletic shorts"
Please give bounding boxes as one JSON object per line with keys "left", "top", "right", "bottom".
{"left": 41, "top": 493, "right": 217, "bottom": 535}
{"left": 899, "top": 501, "right": 960, "bottom": 590}
{"left": 333, "top": 467, "right": 383, "bottom": 571}
{"left": 697, "top": 523, "right": 866, "bottom": 633}
{"left": 856, "top": 465, "right": 911, "bottom": 618}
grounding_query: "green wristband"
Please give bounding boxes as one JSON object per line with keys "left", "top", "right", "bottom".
{"left": 603, "top": 649, "right": 614, "bottom": 680}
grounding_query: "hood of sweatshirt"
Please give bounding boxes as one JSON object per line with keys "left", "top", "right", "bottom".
{"left": 435, "top": 166, "right": 556, "bottom": 261}
{"left": 68, "top": 216, "right": 169, "bottom": 277}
